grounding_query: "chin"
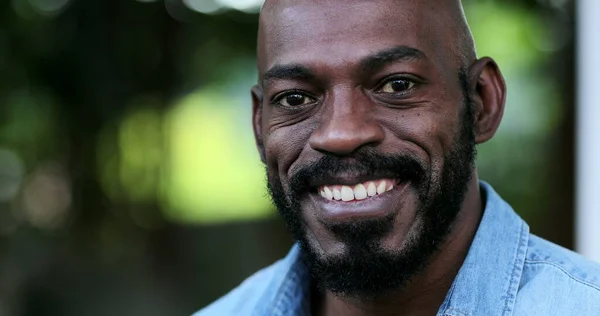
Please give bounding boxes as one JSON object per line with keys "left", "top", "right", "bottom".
{"left": 301, "top": 192, "right": 422, "bottom": 258}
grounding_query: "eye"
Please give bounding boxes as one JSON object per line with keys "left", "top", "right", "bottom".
{"left": 378, "top": 78, "right": 415, "bottom": 93}
{"left": 276, "top": 92, "right": 316, "bottom": 107}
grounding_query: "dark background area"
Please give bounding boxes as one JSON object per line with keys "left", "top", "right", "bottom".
{"left": 0, "top": 0, "right": 576, "bottom": 314}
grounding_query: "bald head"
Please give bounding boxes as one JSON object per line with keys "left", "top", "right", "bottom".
{"left": 257, "top": 0, "right": 476, "bottom": 79}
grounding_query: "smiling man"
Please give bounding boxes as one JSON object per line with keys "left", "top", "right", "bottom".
{"left": 196, "top": 0, "right": 600, "bottom": 315}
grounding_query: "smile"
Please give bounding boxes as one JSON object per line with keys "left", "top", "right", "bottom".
{"left": 317, "top": 179, "right": 397, "bottom": 202}
{"left": 309, "top": 178, "right": 410, "bottom": 223}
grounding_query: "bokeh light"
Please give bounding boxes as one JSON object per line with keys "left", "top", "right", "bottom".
{"left": 183, "top": 0, "right": 222, "bottom": 14}
{"left": 0, "top": 149, "right": 24, "bottom": 202}
{"left": 28, "top": 0, "right": 71, "bottom": 16}
{"left": 21, "top": 163, "right": 71, "bottom": 230}
{"left": 216, "top": 0, "right": 263, "bottom": 12}
{"left": 161, "top": 89, "right": 272, "bottom": 224}
{"left": 117, "top": 103, "right": 163, "bottom": 204}
{"left": 182, "top": 0, "right": 263, "bottom": 14}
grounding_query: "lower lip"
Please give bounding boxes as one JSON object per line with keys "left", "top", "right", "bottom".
{"left": 309, "top": 182, "right": 411, "bottom": 224}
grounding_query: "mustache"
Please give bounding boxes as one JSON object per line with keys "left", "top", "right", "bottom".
{"left": 288, "top": 149, "right": 428, "bottom": 195}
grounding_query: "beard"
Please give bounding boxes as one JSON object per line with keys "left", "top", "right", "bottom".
{"left": 265, "top": 72, "right": 477, "bottom": 298}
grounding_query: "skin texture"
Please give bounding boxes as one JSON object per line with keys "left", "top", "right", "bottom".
{"left": 252, "top": 0, "right": 506, "bottom": 315}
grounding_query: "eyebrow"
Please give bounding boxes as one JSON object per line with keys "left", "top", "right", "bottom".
{"left": 260, "top": 46, "right": 426, "bottom": 86}
{"left": 262, "top": 64, "right": 317, "bottom": 86}
{"left": 359, "top": 46, "right": 426, "bottom": 73}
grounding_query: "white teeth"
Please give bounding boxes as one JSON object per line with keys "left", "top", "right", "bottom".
{"left": 324, "top": 186, "right": 333, "bottom": 200}
{"left": 354, "top": 184, "right": 367, "bottom": 200}
{"left": 332, "top": 188, "right": 342, "bottom": 200}
{"left": 341, "top": 186, "right": 354, "bottom": 201}
{"left": 319, "top": 180, "right": 396, "bottom": 201}
{"left": 376, "top": 181, "right": 387, "bottom": 194}
{"left": 366, "top": 181, "right": 377, "bottom": 196}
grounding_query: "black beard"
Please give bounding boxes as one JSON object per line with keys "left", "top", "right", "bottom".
{"left": 266, "top": 72, "right": 477, "bottom": 298}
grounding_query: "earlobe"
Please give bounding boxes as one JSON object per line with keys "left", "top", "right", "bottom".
{"left": 252, "top": 85, "right": 267, "bottom": 163}
{"left": 468, "top": 57, "right": 506, "bottom": 144}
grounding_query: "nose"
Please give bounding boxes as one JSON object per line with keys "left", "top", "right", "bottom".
{"left": 308, "top": 94, "right": 385, "bottom": 156}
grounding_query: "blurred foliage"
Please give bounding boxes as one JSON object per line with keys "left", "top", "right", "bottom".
{"left": 161, "top": 89, "right": 270, "bottom": 223}
{"left": 465, "top": 1, "right": 574, "bottom": 239}
{"left": 0, "top": 0, "right": 575, "bottom": 314}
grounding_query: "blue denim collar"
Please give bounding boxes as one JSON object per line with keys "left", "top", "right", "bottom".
{"left": 438, "top": 182, "right": 529, "bottom": 316}
{"left": 255, "top": 182, "right": 529, "bottom": 316}
{"left": 255, "top": 245, "right": 310, "bottom": 316}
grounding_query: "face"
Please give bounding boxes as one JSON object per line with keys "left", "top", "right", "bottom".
{"left": 253, "top": 0, "right": 491, "bottom": 298}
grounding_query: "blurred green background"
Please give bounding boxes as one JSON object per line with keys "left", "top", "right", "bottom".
{"left": 0, "top": 0, "right": 576, "bottom": 314}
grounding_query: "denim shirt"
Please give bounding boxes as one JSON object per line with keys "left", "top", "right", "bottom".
{"left": 195, "top": 182, "right": 600, "bottom": 315}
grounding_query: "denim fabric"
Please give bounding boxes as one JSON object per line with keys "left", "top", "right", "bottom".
{"left": 195, "top": 182, "right": 600, "bottom": 315}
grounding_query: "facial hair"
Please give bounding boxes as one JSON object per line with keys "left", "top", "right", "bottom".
{"left": 265, "top": 72, "right": 477, "bottom": 298}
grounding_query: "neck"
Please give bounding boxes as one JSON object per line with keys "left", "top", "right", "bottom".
{"left": 314, "top": 175, "right": 484, "bottom": 316}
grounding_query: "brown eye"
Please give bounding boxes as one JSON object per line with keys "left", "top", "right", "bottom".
{"left": 380, "top": 79, "right": 415, "bottom": 93}
{"left": 278, "top": 93, "right": 315, "bottom": 107}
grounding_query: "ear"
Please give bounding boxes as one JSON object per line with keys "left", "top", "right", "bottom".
{"left": 468, "top": 57, "right": 506, "bottom": 144}
{"left": 252, "top": 85, "right": 267, "bottom": 163}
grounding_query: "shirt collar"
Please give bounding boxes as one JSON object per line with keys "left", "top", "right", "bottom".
{"left": 438, "top": 181, "right": 529, "bottom": 316}
{"left": 257, "top": 182, "right": 529, "bottom": 316}
{"left": 255, "top": 245, "right": 311, "bottom": 316}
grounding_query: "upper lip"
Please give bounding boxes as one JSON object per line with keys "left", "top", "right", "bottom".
{"left": 307, "top": 173, "right": 399, "bottom": 188}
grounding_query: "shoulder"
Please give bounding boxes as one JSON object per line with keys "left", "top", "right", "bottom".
{"left": 514, "top": 234, "right": 600, "bottom": 314}
{"left": 192, "top": 260, "right": 282, "bottom": 316}
{"left": 523, "top": 234, "right": 600, "bottom": 289}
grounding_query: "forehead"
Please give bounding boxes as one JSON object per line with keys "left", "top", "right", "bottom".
{"left": 258, "top": 0, "right": 456, "bottom": 73}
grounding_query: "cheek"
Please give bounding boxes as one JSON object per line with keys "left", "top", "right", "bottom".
{"left": 379, "top": 109, "right": 449, "bottom": 156}
{"left": 263, "top": 122, "right": 314, "bottom": 176}
{"left": 378, "top": 106, "right": 462, "bottom": 185}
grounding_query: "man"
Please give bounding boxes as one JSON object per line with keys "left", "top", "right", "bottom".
{"left": 197, "top": 0, "right": 600, "bottom": 315}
